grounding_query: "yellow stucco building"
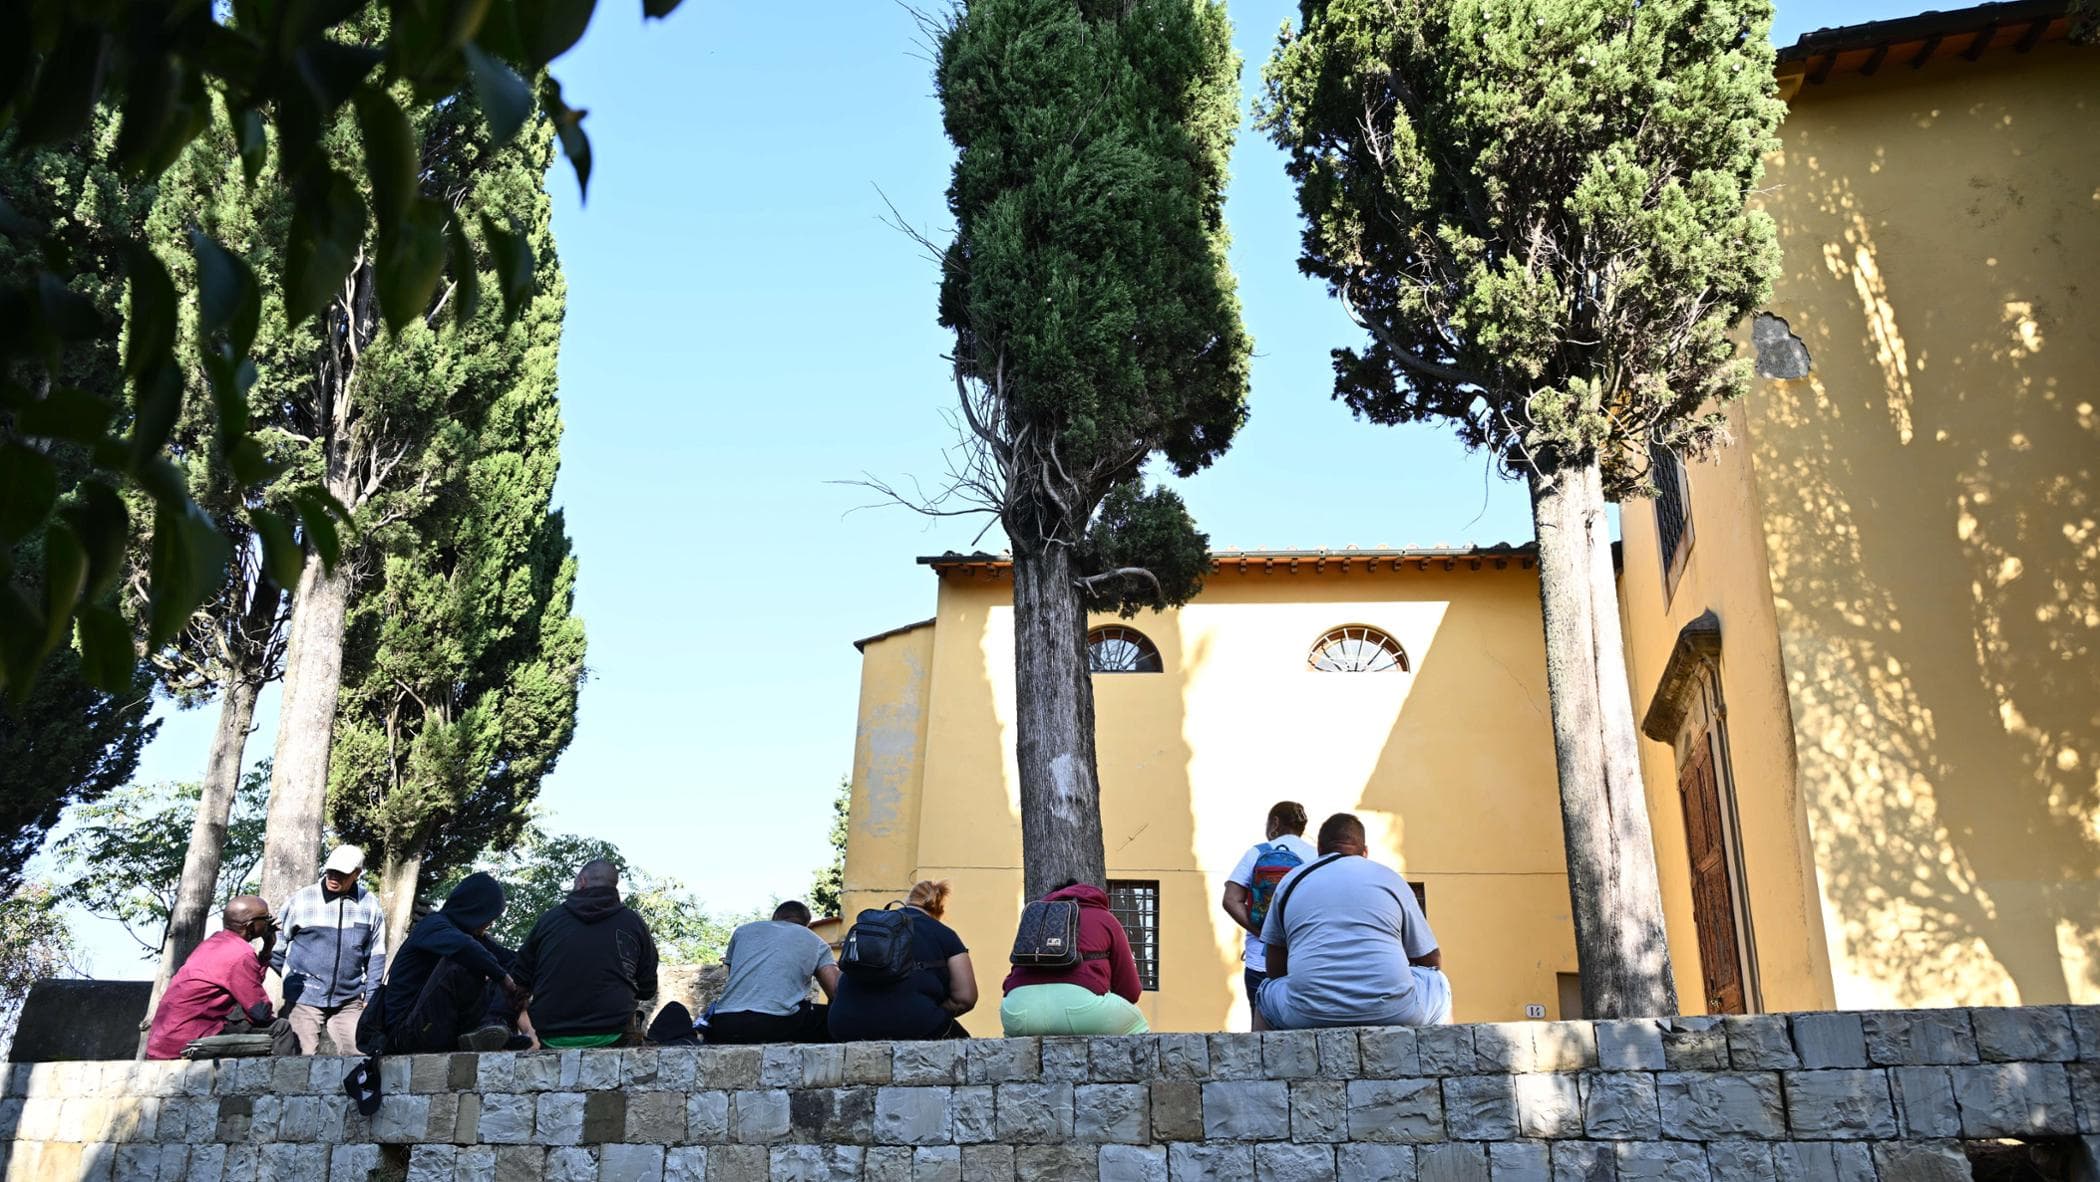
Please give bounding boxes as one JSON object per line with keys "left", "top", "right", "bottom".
{"left": 842, "top": 2, "right": 2098, "bottom": 1030}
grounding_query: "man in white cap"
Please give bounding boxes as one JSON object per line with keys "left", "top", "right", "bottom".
{"left": 273, "top": 844, "right": 389, "bottom": 1055}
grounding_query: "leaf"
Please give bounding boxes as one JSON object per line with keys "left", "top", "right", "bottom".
{"left": 227, "top": 437, "right": 280, "bottom": 487}
{"left": 0, "top": 443, "right": 57, "bottom": 544}
{"left": 235, "top": 106, "right": 268, "bottom": 184}
{"left": 464, "top": 42, "right": 533, "bottom": 144}
{"left": 122, "top": 245, "right": 177, "bottom": 379}
{"left": 284, "top": 169, "right": 369, "bottom": 327}
{"left": 75, "top": 604, "right": 135, "bottom": 694}
{"left": 248, "top": 508, "right": 305, "bottom": 591}
{"left": 447, "top": 218, "right": 482, "bottom": 329}
{"left": 146, "top": 501, "right": 231, "bottom": 648}
{"left": 61, "top": 480, "right": 130, "bottom": 597}
{"left": 0, "top": 194, "right": 40, "bottom": 239}
{"left": 481, "top": 215, "right": 534, "bottom": 324}
{"left": 293, "top": 487, "right": 350, "bottom": 570}
{"left": 376, "top": 198, "right": 450, "bottom": 333}
{"left": 127, "top": 363, "right": 185, "bottom": 468}
{"left": 14, "top": 388, "right": 116, "bottom": 445}
{"left": 201, "top": 350, "right": 256, "bottom": 437}
{"left": 519, "top": 0, "right": 596, "bottom": 67}
{"left": 294, "top": 41, "right": 384, "bottom": 117}
{"left": 542, "top": 80, "right": 592, "bottom": 201}
{"left": 192, "top": 232, "right": 262, "bottom": 356}
{"left": 16, "top": 23, "right": 106, "bottom": 146}
{"left": 355, "top": 88, "right": 418, "bottom": 238}
{"left": 40, "top": 522, "right": 86, "bottom": 655}
{"left": 36, "top": 273, "right": 103, "bottom": 341}
{"left": 642, "top": 0, "right": 684, "bottom": 18}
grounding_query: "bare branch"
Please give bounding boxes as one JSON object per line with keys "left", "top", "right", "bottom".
{"left": 1342, "top": 280, "right": 1486, "bottom": 389}
{"left": 1074, "top": 566, "right": 1163, "bottom": 597}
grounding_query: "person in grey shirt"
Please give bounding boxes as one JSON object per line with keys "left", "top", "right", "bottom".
{"left": 704, "top": 900, "right": 841, "bottom": 1044}
{"left": 1255, "top": 812, "right": 1452, "bottom": 1030}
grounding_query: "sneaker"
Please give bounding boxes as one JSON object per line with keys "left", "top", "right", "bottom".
{"left": 458, "top": 1024, "right": 512, "bottom": 1052}
{"left": 504, "top": 1034, "right": 534, "bottom": 1051}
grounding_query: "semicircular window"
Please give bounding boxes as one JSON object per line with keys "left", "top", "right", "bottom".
{"left": 1087, "top": 626, "right": 1163, "bottom": 674}
{"left": 1308, "top": 625, "right": 1409, "bottom": 673}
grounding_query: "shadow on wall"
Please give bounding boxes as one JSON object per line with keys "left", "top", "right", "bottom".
{"left": 1756, "top": 61, "right": 2100, "bottom": 1007}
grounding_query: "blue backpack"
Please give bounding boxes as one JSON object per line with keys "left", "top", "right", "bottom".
{"left": 841, "top": 902, "right": 919, "bottom": 983}
{"left": 1245, "top": 842, "right": 1305, "bottom": 931}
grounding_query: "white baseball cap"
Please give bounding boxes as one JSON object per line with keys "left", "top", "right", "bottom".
{"left": 324, "top": 845, "right": 366, "bottom": 875}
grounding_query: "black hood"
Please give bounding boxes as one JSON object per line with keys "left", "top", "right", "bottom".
{"left": 562, "top": 883, "right": 625, "bottom": 923}
{"left": 441, "top": 872, "right": 506, "bottom": 930}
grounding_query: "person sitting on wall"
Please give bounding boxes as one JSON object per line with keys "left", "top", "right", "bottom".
{"left": 367, "top": 872, "right": 525, "bottom": 1053}
{"left": 1223, "top": 800, "right": 1316, "bottom": 1026}
{"left": 146, "top": 896, "right": 295, "bottom": 1059}
{"left": 828, "top": 879, "right": 977, "bottom": 1041}
{"left": 705, "top": 900, "right": 840, "bottom": 1044}
{"left": 514, "top": 858, "right": 661, "bottom": 1049}
{"left": 274, "top": 844, "right": 388, "bottom": 1056}
{"left": 1255, "top": 812, "right": 1450, "bottom": 1030}
{"left": 1000, "top": 879, "right": 1149, "bottom": 1036}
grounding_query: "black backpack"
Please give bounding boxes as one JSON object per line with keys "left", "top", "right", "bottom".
{"left": 840, "top": 902, "right": 919, "bottom": 983}
{"left": 1009, "top": 898, "right": 1083, "bottom": 968}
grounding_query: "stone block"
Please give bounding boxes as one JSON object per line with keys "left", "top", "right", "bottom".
{"left": 325, "top": 1144, "right": 373, "bottom": 1182}
{"left": 1336, "top": 1145, "right": 1416, "bottom": 1181}
{"left": 621, "top": 1049, "right": 659, "bottom": 1089}
{"left": 2074, "top": 1061, "right": 2100, "bottom": 1132}
{"left": 688, "top": 1091, "right": 730, "bottom": 1141}
{"left": 1654, "top": 1073, "right": 1783, "bottom": 1140}
{"left": 1317, "top": 1030, "right": 1362, "bottom": 1079}
{"left": 1289, "top": 1080, "right": 1347, "bottom": 1143}
{"left": 408, "top": 1145, "right": 457, "bottom": 1182}
{"left": 496, "top": 1147, "right": 545, "bottom": 1182}
{"left": 866, "top": 1146, "right": 915, "bottom": 1182}
{"left": 1473, "top": 1025, "right": 1537, "bottom": 1073}
{"left": 1089, "top": 1037, "right": 1157, "bottom": 1083}
{"left": 409, "top": 1056, "right": 450, "bottom": 1096}
{"left": 1073, "top": 1084, "right": 1147, "bottom": 1144}
{"left": 1166, "top": 1142, "right": 1252, "bottom": 1182}
{"left": 788, "top": 1086, "right": 875, "bottom": 1144}
{"left": 476, "top": 1053, "right": 518, "bottom": 1094}
{"left": 698, "top": 1048, "right": 762, "bottom": 1091}
{"left": 874, "top": 1088, "right": 952, "bottom": 1146}
{"left": 517, "top": 1054, "right": 565, "bottom": 1093}
{"left": 894, "top": 1044, "right": 966, "bottom": 1087}
{"left": 1362, "top": 1029, "right": 1421, "bottom": 1078}
{"left": 1207, "top": 1034, "right": 1264, "bottom": 1080}
{"left": 798, "top": 1046, "right": 846, "bottom": 1090}
{"left": 2071, "top": 1006, "right": 2100, "bottom": 1059}
{"left": 1890, "top": 1066, "right": 1960, "bottom": 1137}
{"left": 373, "top": 1095, "right": 433, "bottom": 1143}
{"left": 1156, "top": 1034, "right": 1209, "bottom": 1081}
{"left": 729, "top": 1090, "right": 789, "bottom": 1144}
{"left": 113, "top": 1145, "right": 159, "bottom": 1182}
{"left": 768, "top": 1145, "right": 859, "bottom": 1182}
{"left": 916, "top": 1146, "right": 965, "bottom": 1182}
{"left": 1150, "top": 1083, "right": 1202, "bottom": 1142}
{"left": 1581, "top": 1071, "right": 1660, "bottom": 1140}
{"left": 1973, "top": 1006, "right": 2078, "bottom": 1062}
{"left": 1417, "top": 1143, "right": 1489, "bottom": 1182}
{"left": 995, "top": 1083, "right": 1074, "bottom": 1144}
{"left": 1862, "top": 1009, "right": 1977, "bottom": 1065}
{"left": 1548, "top": 1142, "right": 1613, "bottom": 1182}
{"left": 1769, "top": 1142, "right": 1875, "bottom": 1182}
{"left": 1953, "top": 1060, "right": 2077, "bottom": 1136}
{"left": 1417, "top": 1027, "right": 1476, "bottom": 1076}
{"left": 1721, "top": 1017, "right": 1797, "bottom": 1070}
{"left": 429, "top": 1092, "right": 463, "bottom": 1142}
{"left": 760, "top": 1047, "right": 801, "bottom": 1089}
{"left": 582, "top": 1093, "right": 627, "bottom": 1143}
{"left": 458, "top": 1146, "right": 498, "bottom": 1182}
{"left": 967, "top": 1039, "right": 1039, "bottom": 1084}
{"left": 960, "top": 1143, "right": 1014, "bottom": 1182}
{"left": 1490, "top": 1142, "right": 1551, "bottom": 1182}
{"left": 1443, "top": 1075, "right": 1518, "bottom": 1140}
{"left": 625, "top": 1092, "right": 686, "bottom": 1144}
{"left": 1611, "top": 1142, "right": 1708, "bottom": 1181}
{"left": 951, "top": 1087, "right": 996, "bottom": 1144}
{"left": 1533, "top": 1024, "right": 1598, "bottom": 1073}
{"left": 546, "top": 1149, "right": 598, "bottom": 1182}
{"left": 1041, "top": 1039, "right": 1090, "bottom": 1083}
{"left": 707, "top": 1145, "right": 768, "bottom": 1182}
{"left": 660, "top": 1147, "right": 704, "bottom": 1182}
{"left": 1014, "top": 1145, "right": 1094, "bottom": 1181}
{"left": 1202, "top": 1080, "right": 1289, "bottom": 1141}
{"left": 1254, "top": 1144, "right": 1335, "bottom": 1182}
{"left": 1515, "top": 1074, "right": 1583, "bottom": 1139}
{"left": 1787, "top": 1014, "right": 1866, "bottom": 1070}
{"left": 1658, "top": 1019, "right": 1727, "bottom": 1072}
{"left": 845, "top": 1043, "right": 894, "bottom": 1086}
{"left": 600, "top": 1144, "right": 667, "bottom": 1182}
{"left": 534, "top": 1093, "right": 585, "bottom": 1147}
{"left": 1098, "top": 1145, "right": 1167, "bottom": 1182}
{"left": 1867, "top": 1142, "right": 1968, "bottom": 1182}
{"left": 656, "top": 1050, "right": 699, "bottom": 1093}
{"left": 1702, "top": 1142, "right": 1773, "bottom": 1182}
{"left": 1780, "top": 1070, "right": 1895, "bottom": 1139}
{"left": 1262, "top": 1032, "right": 1320, "bottom": 1079}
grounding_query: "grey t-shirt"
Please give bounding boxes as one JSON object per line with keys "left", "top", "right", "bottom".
{"left": 1258, "top": 854, "right": 1438, "bottom": 1024}
{"left": 714, "top": 921, "right": 836, "bottom": 1017}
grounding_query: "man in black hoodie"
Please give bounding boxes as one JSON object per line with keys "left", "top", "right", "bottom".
{"left": 515, "top": 859, "right": 660, "bottom": 1048}
{"left": 369, "top": 872, "right": 524, "bottom": 1054}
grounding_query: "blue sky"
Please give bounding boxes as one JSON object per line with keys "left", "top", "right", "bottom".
{"left": 65, "top": 1, "right": 1920, "bottom": 974}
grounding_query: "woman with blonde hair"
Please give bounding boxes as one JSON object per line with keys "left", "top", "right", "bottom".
{"left": 828, "top": 879, "right": 978, "bottom": 1040}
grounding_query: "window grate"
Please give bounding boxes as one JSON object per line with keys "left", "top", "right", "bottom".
{"left": 1307, "top": 625, "right": 1409, "bottom": 673}
{"left": 1651, "top": 442, "right": 1691, "bottom": 579}
{"left": 1087, "top": 626, "right": 1163, "bottom": 673}
{"left": 1106, "top": 879, "right": 1160, "bottom": 991}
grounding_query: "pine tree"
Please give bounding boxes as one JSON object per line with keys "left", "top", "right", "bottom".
{"left": 1263, "top": 0, "right": 1786, "bottom": 1016}
{"left": 923, "top": 0, "right": 1251, "bottom": 895}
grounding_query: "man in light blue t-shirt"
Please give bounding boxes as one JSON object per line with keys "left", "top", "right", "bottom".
{"left": 1256, "top": 812, "right": 1451, "bottom": 1030}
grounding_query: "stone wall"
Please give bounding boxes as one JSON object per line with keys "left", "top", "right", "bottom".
{"left": 4, "top": 1007, "right": 2099, "bottom": 1181}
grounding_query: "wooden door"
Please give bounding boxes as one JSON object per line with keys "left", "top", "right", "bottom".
{"left": 1678, "top": 735, "right": 1747, "bottom": 1014}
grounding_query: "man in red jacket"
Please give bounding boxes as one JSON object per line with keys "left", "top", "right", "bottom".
{"left": 145, "top": 896, "right": 279, "bottom": 1059}
{"left": 999, "top": 880, "right": 1148, "bottom": 1035}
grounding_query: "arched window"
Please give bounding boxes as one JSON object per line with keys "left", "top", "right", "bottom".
{"left": 1087, "top": 626, "right": 1163, "bottom": 673}
{"left": 1308, "top": 625, "right": 1409, "bottom": 673}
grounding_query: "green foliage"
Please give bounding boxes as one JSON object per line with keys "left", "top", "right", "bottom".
{"left": 50, "top": 768, "right": 270, "bottom": 954}
{"left": 810, "top": 776, "right": 849, "bottom": 919}
{"left": 1079, "top": 482, "right": 1211, "bottom": 617}
{"left": 0, "top": 883, "right": 81, "bottom": 1055}
{"left": 1261, "top": 0, "right": 1787, "bottom": 494}
{"left": 0, "top": 645, "right": 158, "bottom": 896}
{"left": 930, "top": 0, "right": 1249, "bottom": 594}
{"left": 0, "top": 0, "right": 679, "bottom": 700}
{"left": 444, "top": 824, "right": 759, "bottom": 964}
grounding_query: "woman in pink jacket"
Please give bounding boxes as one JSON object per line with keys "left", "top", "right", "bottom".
{"left": 999, "top": 880, "right": 1149, "bottom": 1035}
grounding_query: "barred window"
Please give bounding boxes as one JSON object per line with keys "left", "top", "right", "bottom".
{"left": 1308, "top": 625, "right": 1409, "bottom": 673}
{"left": 1651, "top": 442, "right": 1693, "bottom": 596}
{"left": 1106, "top": 879, "right": 1160, "bottom": 991}
{"left": 1087, "top": 626, "right": 1162, "bottom": 673}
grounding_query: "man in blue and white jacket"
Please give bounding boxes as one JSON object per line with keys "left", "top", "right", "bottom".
{"left": 274, "top": 844, "right": 388, "bottom": 1055}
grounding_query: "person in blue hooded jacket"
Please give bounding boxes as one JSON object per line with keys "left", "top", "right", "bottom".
{"left": 369, "top": 872, "right": 524, "bottom": 1053}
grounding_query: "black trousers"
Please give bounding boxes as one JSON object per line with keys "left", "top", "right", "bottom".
{"left": 705, "top": 1003, "right": 832, "bottom": 1045}
{"left": 383, "top": 957, "right": 510, "bottom": 1055}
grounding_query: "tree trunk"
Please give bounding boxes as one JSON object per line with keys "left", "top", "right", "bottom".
{"left": 1528, "top": 458, "right": 1679, "bottom": 1019}
{"left": 258, "top": 556, "right": 353, "bottom": 910}
{"left": 1010, "top": 543, "right": 1108, "bottom": 899}
{"left": 136, "top": 676, "right": 260, "bottom": 1057}
{"left": 377, "top": 846, "right": 424, "bottom": 960}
